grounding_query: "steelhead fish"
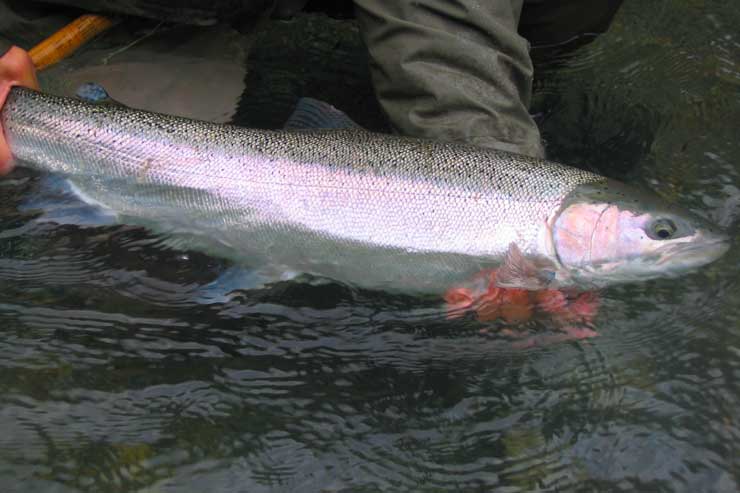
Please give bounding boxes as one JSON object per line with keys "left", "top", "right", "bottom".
{"left": 0, "top": 87, "right": 729, "bottom": 294}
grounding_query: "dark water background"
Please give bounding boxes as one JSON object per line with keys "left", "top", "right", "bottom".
{"left": 1, "top": 0, "right": 739, "bottom": 491}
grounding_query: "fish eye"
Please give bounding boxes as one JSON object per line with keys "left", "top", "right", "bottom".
{"left": 651, "top": 218, "right": 677, "bottom": 240}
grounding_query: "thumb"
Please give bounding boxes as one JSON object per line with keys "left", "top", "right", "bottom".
{"left": 0, "top": 46, "right": 40, "bottom": 175}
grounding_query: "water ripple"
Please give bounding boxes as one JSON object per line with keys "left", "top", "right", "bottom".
{"left": 1, "top": 1, "right": 740, "bottom": 491}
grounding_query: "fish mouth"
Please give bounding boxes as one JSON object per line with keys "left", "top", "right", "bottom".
{"left": 656, "top": 234, "right": 730, "bottom": 268}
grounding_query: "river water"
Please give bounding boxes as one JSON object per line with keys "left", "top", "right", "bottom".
{"left": 0, "top": 0, "right": 738, "bottom": 491}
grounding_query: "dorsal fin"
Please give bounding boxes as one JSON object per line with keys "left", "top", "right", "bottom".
{"left": 283, "top": 97, "right": 363, "bottom": 130}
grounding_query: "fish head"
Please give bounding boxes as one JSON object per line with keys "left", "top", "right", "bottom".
{"left": 552, "top": 179, "right": 729, "bottom": 286}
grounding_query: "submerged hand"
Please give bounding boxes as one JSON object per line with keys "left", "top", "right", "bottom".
{"left": 0, "top": 46, "right": 39, "bottom": 175}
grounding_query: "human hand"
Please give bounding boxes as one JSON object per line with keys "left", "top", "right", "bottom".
{"left": 0, "top": 46, "right": 40, "bottom": 175}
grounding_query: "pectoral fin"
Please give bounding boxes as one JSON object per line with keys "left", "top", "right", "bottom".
{"left": 495, "top": 243, "right": 556, "bottom": 290}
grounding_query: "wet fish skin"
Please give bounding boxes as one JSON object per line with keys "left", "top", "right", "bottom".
{"left": 0, "top": 87, "right": 728, "bottom": 293}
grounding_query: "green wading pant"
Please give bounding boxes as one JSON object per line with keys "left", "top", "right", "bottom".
{"left": 353, "top": 0, "right": 623, "bottom": 158}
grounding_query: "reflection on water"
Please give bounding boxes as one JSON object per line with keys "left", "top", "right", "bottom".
{"left": 1, "top": 0, "right": 739, "bottom": 491}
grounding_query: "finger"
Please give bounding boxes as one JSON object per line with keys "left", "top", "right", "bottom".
{"left": 0, "top": 46, "right": 39, "bottom": 175}
{"left": 0, "top": 127, "right": 11, "bottom": 174}
{"left": 0, "top": 81, "right": 16, "bottom": 175}
{"left": 0, "top": 46, "right": 40, "bottom": 89}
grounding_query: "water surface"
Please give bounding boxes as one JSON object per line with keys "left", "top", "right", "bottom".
{"left": 1, "top": 1, "right": 739, "bottom": 491}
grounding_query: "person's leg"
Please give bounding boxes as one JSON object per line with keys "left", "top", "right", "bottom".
{"left": 520, "top": 0, "right": 624, "bottom": 51}
{"left": 354, "top": 0, "right": 545, "bottom": 158}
